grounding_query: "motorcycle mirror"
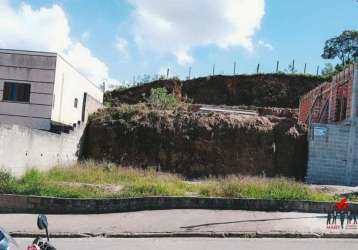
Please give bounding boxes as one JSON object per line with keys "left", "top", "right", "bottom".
{"left": 37, "top": 214, "right": 48, "bottom": 230}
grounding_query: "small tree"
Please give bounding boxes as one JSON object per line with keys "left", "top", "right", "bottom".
{"left": 321, "top": 30, "right": 358, "bottom": 66}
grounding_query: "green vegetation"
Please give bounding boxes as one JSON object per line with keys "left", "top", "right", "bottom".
{"left": 145, "top": 87, "right": 182, "bottom": 110}
{"left": 93, "top": 87, "right": 189, "bottom": 124}
{"left": 197, "top": 177, "right": 334, "bottom": 202}
{"left": 0, "top": 162, "right": 337, "bottom": 201}
{"left": 322, "top": 30, "right": 358, "bottom": 66}
{"left": 321, "top": 30, "right": 358, "bottom": 78}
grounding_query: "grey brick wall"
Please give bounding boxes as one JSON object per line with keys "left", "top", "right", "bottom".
{"left": 306, "top": 123, "right": 358, "bottom": 185}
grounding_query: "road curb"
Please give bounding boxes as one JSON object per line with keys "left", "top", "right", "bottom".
{"left": 1, "top": 194, "right": 353, "bottom": 214}
{"left": 9, "top": 231, "right": 358, "bottom": 239}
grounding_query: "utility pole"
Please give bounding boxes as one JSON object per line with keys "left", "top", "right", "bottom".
{"left": 234, "top": 61, "right": 237, "bottom": 75}
{"left": 166, "top": 68, "right": 170, "bottom": 79}
{"left": 316, "top": 66, "right": 320, "bottom": 76}
{"left": 212, "top": 64, "right": 215, "bottom": 76}
{"left": 304, "top": 63, "right": 307, "bottom": 74}
{"left": 257, "top": 64, "right": 260, "bottom": 74}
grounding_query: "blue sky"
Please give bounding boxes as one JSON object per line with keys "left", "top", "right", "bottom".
{"left": 1, "top": 0, "right": 357, "bottom": 86}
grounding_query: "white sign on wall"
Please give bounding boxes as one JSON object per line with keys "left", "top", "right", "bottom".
{"left": 314, "top": 127, "right": 327, "bottom": 136}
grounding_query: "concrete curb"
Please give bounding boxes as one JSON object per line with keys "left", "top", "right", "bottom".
{"left": 9, "top": 231, "right": 358, "bottom": 239}
{"left": 0, "top": 194, "right": 355, "bottom": 214}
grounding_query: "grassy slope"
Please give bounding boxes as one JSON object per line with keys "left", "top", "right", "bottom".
{"left": 0, "top": 162, "right": 335, "bottom": 201}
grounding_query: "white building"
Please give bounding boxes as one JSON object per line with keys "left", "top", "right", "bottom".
{"left": 0, "top": 49, "right": 103, "bottom": 131}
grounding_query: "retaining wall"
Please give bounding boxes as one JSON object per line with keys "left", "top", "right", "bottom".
{"left": 0, "top": 194, "right": 350, "bottom": 214}
{"left": 0, "top": 123, "right": 84, "bottom": 175}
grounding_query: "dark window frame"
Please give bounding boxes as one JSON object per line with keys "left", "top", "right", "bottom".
{"left": 3, "top": 82, "right": 31, "bottom": 103}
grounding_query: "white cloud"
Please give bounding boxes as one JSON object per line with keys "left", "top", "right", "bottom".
{"left": 0, "top": 1, "right": 109, "bottom": 85}
{"left": 115, "top": 36, "right": 130, "bottom": 59}
{"left": 127, "top": 0, "right": 265, "bottom": 65}
{"left": 175, "top": 50, "right": 194, "bottom": 66}
{"left": 257, "top": 40, "right": 273, "bottom": 51}
{"left": 63, "top": 43, "right": 108, "bottom": 85}
{"left": 0, "top": 1, "right": 71, "bottom": 51}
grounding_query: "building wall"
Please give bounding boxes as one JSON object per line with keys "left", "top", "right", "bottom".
{"left": 0, "top": 50, "right": 56, "bottom": 130}
{"left": 306, "top": 123, "right": 358, "bottom": 186}
{"left": 302, "top": 64, "right": 358, "bottom": 186}
{"left": 306, "top": 123, "right": 349, "bottom": 185}
{"left": 0, "top": 123, "right": 84, "bottom": 176}
{"left": 52, "top": 55, "right": 103, "bottom": 127}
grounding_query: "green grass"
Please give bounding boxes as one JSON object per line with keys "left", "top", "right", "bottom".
{"left": 0, "top": 162, "right": 335, "bottom": 201}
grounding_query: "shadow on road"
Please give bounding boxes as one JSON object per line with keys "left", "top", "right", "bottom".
{"left": 181, "top": 215, "right": 326, "bottom": 229}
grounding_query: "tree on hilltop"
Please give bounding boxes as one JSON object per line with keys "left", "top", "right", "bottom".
{"left": 321, "top": 30, "right": 358, "bottom": 66}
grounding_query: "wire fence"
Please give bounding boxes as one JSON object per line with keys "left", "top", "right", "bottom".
{"left": 109, "top": 59, "right": 328, "bottom": 89}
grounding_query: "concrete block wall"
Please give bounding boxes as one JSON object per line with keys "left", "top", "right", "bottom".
{"left": 0, "top": 122, "right": 84, "bottom": 176}
{"left": 306, "top": 123, "right": 358, "bottom": 185}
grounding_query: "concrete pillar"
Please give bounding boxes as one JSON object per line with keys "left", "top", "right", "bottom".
{"left": 346, "top": 63, "right": 358, "bottom": 185}
{"left": 328, "top": 79, "right": 333, "bottom": 122}
{"left": 351, "top": 63, "right": 358, "bottom": 123}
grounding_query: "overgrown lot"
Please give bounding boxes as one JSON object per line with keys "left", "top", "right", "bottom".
{"left": 0, "top": 162, "right": 336, "bottom": 201}
{"left": 84, "top": 101, "right": 308, "bottom": 179}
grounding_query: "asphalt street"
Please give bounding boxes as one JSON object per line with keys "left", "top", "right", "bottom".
{"left": 14, "top": 238, "right": 358, "bottom": 250}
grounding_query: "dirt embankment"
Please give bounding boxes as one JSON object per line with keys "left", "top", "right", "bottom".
{"left": 83, "top": 107, "right": 308, "bottom": 180}
{"left": 106, "top": 74, "right": 325, "bottom": 108}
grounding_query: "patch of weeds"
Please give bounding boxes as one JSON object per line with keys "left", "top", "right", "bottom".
{"left": 0, "top": 168, "right": 16, "bottom": 193}
{"left": 0, "top": 163, "right": 336, "bottom": 201}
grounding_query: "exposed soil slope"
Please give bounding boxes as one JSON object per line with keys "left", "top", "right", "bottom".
{"left": 106, "top": 74, "right": 325, "bottom": 108}
{"left": 83, "top": 106, "right": 307, "bottom": 179}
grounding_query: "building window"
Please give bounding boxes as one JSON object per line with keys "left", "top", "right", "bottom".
{"left": 74, "top": 98, "right": 78, "bottom": 108}
{"left": 3, "top": 82, "right": 31, "bottom": 102}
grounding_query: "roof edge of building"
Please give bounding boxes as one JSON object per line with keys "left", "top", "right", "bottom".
{"left": 0, "top": 48, "right": 57, "bottom": 57}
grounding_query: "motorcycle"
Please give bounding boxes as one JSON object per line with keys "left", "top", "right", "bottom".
{"left": 0, "top": 215, "right": 56, "bottom": 250}
{"left": 0, "top": 227, "right": 18, "bottom": 250}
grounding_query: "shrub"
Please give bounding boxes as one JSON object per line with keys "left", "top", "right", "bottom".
{"left": 146, "top": 88, "right": 180, "bottom": 110}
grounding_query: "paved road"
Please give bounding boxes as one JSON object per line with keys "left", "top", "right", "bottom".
{"left": 0, "top": 210, "right": 334, "bottom": 236}
{"left": 14, "top": 238, "right": 358, "bottom": 250}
